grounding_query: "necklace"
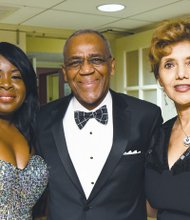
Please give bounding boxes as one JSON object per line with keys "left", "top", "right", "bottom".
{"left": 178, "top": 117, "right": 190, "bottom": 147}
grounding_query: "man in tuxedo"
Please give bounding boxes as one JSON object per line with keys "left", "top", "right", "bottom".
{"left": 35, "top": 29, "right": 163, "bottom": 220}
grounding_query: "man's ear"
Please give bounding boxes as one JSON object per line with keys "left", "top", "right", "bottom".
{"left": 61, "top": 65, "right": 68, "bottom": 82}
{"left": 110, "top": 58, "right": 116, "bottom": 76}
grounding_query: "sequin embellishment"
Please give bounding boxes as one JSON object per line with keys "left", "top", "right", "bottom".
{"left": 0, "top": 155, "right": 49, "bottom": 219}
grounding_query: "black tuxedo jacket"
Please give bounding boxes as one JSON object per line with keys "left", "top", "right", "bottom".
{"left": 35, "top": 90, "right": 163, "bottom": 220}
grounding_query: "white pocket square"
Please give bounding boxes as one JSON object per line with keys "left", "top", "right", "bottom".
{"left": 123, "top": 150, "right": 141, "bottom": 155}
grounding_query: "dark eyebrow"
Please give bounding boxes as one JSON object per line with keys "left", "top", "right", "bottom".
{"left": 162, "top": 57, "right": 175, "bottom": 62}
{"left": 12, "top": 68, "right": 20, "bottom": 72}
{"left": 64, "top": 56, "right": 83, "bottom": 64}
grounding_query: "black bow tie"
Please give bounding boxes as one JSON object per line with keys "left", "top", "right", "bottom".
{"left": 74, "top": 105, "right": 108, "bottom": 129}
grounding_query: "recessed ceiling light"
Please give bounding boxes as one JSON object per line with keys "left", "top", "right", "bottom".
{"left": 97, "top": 4, "right": 125, "bottom": 12}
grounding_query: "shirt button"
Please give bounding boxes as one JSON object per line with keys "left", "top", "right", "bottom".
{"left": 91, "top": 182, "right": 94, "bottom": 185}
{"left": 90, "top": 131, "right": 93, "bottom": 134}
{"left": 90, "top": 156, "right": 93, "bottom": 159}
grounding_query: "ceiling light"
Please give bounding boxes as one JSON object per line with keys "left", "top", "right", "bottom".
{"left": 97, "top": 4, "right": 125, "bottom": 12}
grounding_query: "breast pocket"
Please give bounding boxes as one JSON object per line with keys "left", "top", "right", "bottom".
{"left": 122, "top": 152, "right": 145, "bottom": 162}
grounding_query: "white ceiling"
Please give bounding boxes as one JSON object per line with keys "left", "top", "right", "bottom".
{"left": 0, "top": 0, "right": 190, "bottom": 35}
{"left": 1, "top": 0, "right": 190, "bottom": 62}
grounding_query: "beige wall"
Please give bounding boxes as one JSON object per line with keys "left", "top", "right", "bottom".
{"left": 26, "top": 36, "right": 66, "bottom": 54}
{"left": 0, "top": 30, "right": 26, "bottom": 51}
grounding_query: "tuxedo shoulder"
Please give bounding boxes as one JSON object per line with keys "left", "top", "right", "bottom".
{"left": 40, "top": 97, "right": 65, "bottom": 111}
{"left": 38, "top": 95, "right": 72, "bottom": 120}
{"left": 163, "top": 116, "right": 177, "bottom": 129}
{"left": 128, "top": 95, "right": 158, "bottom": 109}
{"left": 112, "top": 90, "right": 160, "bottom": 112}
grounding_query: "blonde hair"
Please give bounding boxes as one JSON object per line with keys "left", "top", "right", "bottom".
{"left": 149, "top": 17, "right": 190, "bottom": 78}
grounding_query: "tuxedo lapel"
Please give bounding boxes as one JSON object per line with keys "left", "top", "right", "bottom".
{"left": 88, "top": 91, "right": 131, "bottom": 201}
{"left": 50, "top": 96, "right": 86, "bottom": 197}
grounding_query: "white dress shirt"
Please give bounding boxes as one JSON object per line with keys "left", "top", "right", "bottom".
{"left": 63, "top": 92, "right": 113, "bottom": 198}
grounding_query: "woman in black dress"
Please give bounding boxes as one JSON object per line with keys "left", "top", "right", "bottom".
{"left": 145, "top": 17, "right": 190, "bottom": 220}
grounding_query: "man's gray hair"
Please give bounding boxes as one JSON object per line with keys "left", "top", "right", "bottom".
{"left": 63, "top": 29, "right": 113, "bottom": 63}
